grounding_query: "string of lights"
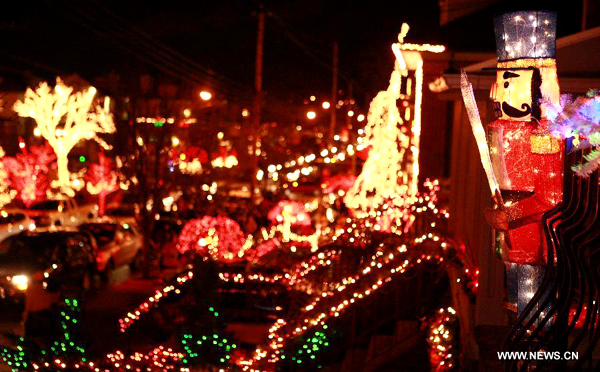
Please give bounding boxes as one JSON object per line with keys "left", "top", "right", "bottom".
{"left": 118, "top": 269, "right": 194, "bottom": 333}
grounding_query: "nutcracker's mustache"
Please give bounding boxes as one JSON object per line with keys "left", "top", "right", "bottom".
{"left": 502, "top": 102, "right": 531, "bottom": 118}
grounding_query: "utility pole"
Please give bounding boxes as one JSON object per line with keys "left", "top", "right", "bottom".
{"left": 347, "top": 82, "right": 357, "bottom": 175}
{"left": 251, "top": 5, "right": 265, "bottom": 203}
{"left": 345, "top": 82, "right": 353, "bottom": 130}
{"left": 329, "top": 42, "right": 338, "bottom": 144}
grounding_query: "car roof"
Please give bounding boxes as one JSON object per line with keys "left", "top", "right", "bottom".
{"left": 2, "top": 208, "right": 27, "bottom": 213}
{"left": 83, "top": 217, "right": 119, "bottom": 224}
{"left": 82, "top": 216, "right": 137, "bottom": 225}
{"left": 21, "top": 227, "right": 81, "bottom": 236}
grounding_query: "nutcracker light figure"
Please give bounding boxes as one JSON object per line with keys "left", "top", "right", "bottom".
{"left": 464, "top": 11, "right": 564, "bottom": 316}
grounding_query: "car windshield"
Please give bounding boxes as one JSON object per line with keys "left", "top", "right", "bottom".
{"left": 0, "top": 234, "right": 64, "bottom": 261}
{"left": 29, "top": 200, "right": 61, "bottom": 211}
{"left": 81, "top": 223, "right": 117, "bottom": 247}
{"left": 0, "top": 213, "right": 26, "bottom": 225}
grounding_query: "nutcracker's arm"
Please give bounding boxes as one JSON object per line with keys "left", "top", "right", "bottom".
{"left": 504, "top": 145, "right": 563, "bottom": 230}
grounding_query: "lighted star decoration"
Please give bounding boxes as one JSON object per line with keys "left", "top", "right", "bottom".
{"left": 13, "top": 78, "right": 115, "bottom": 195}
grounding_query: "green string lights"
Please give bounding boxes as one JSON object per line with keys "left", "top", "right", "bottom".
{"left": 51, "top": 298, "right": 86, "bottom": 359}
{"left": 283, "top": 325, "right": 329, "bottom": 368}
{"left": 180, "top": 306, "right": 236, "bottom": 367}
{"left": 0, "top": 298, "right": 85, "bottom": 372}
{"left": 1, "top": 339, "right": 29, "bottom": 372}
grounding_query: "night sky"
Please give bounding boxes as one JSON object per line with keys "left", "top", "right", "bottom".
{"left": 0, "top": 0, "right": 584, "bottom": 109}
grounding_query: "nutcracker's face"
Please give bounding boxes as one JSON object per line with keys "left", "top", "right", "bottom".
{"left": 490, "top": 64, "right": 560, "bottom": 121}
{"left": 490, "top": 69, "right": 534, "bottom": 121}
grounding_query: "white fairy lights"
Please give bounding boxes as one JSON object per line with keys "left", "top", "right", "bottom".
{"left": 13, "top": 78, "right": 115, "bottom": 194}
{"left": 345, "top": 23, "right": 431, "bottom": 211}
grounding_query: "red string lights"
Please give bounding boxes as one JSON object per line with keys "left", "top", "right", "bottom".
{"left": 85, "top": 152, "right": 119, "bottom": 216}
{"left": 177, "top": 216, "right": 247, "bottom": 262}
{"left": 3, "top": 143, "right": 55, "bottom": 207}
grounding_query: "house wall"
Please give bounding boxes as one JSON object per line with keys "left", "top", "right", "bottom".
{"left": 447, "top": 96, "right": 506, "bottom": 326}
{"left": 420, "top": 60, "right": 454, "bottom": 181}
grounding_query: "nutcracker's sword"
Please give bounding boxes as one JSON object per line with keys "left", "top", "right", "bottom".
{"left": 459, "top": 70, "right": 504, "bottom": 206}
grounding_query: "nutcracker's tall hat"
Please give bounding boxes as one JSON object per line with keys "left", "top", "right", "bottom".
{"left": 493, "top": 10, "right": 557, "bottom": 62}
{"left": 489, "top": 11, "right": 559, "bottom": 120}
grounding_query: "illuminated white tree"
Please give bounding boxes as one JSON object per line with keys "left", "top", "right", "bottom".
{"left": 13, "top": 78, "right": 115, "bottom": 193}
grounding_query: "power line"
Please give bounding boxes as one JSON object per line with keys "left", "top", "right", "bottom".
{"left": 266, "top": 8, "right": 357, "bottom": 88}
{"left": 87, "top": 0, "right": 251, "bottom": 93}
{"left": 0, "top": 50, "right": 66, "bottom": 76}
{"left": 267, "top": 11, "right": 332, "bottom": 61}
{"left": 49, "top": 0, "right": 250, "bottom": 99}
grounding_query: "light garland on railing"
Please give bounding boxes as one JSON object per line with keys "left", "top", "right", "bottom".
{"left": 119, "top": 269, "right": 194, "bottom": 332}
{"left": 236, "top": 190, "right": 476, "bottom": 369}
{"left": 427, "top": 307, "right": 458, "bottom": 371}
{"left": 218, "top": 249, "right": 339, "bottom": 289}
{"left": 105, "top": 347, "right": 186, "bottom": 371}
{"left": 239, "top": 224, "right": 477, "bottom": 369}
{"left": 240, "top": 241, "right": 444, "bottom": 367}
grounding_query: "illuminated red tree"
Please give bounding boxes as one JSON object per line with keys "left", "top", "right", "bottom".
{"left": 85, "top": 152, "right": 119, "bottom": 216}
{"left": 177, "top": 216, "right": 246, "bottom": 263}
{"left": 3, "top": 143, "right": 56, "bottom": 207}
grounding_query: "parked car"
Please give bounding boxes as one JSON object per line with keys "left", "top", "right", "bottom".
{"left": 0, "top": 209, "right": 34, "bottom": 243}
{"left": 0, "top": 228, "right": 97, "bottom": 302}
{"left": 80, "top": 219, "right": 143, "bottom": 276}
{"left": 104, "top": 203, "right": 139, "bottom": 225}
{"left": 26, "top": 197, "right": 96, "bottom": 227}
